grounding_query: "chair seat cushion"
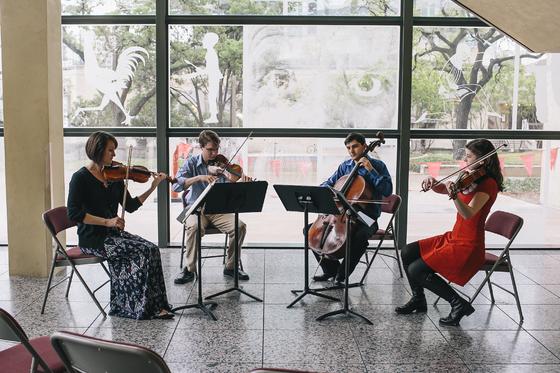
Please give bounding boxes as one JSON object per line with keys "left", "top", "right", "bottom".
{"left": 56, "top": 247, "right": 97, "bottom": 261}
{"left": 0, "top": 336, "right": 65, "bottom": 373}
{"left": 483, "top": 252, "right": 509, "bottom": 271}
{"left": 370, "top": 229, "right": 391, "bottom": 240}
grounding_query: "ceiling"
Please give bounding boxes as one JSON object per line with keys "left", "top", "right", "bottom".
{"left": 452, "top": 0, "right": 560, "bottom": 52}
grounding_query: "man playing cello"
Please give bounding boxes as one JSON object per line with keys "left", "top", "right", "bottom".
{"left": 311, "top": 132, "right": 393, "bottom": 283}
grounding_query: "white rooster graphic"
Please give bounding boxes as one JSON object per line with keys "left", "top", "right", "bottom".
{"left": 72, "top": 31, "right": 148, "bottom": 125}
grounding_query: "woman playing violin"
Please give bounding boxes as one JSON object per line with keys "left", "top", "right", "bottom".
{"left": 396, "top": 139, "right": 504, "bottom": 326}
{"left": 172, "top": 130, "right": 252, "bottom": 284}
{"left": 67, "top": 131, "right": 174, "bottom": 320}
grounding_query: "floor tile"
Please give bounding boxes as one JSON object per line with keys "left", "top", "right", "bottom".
{"left": 442, "top": 330, "right": 560, "bottom": 364}
{"left": 467, "top": 365, "right": 560, "bottom": 373}
{"left": 365, "top": 363, "right": 469, "bottom": 372}
{"left": 348, "top": 284, "right": 414, "bottom": 305}
{"left": 85, "top": 325, "right": 176, "bottom": 355}
{"left": 264, "top": 283, "right": 342, "bottom": 305}
{"left": 353, "top": 329, "right": 463, "bottom": 365}
{"left": 500, "top": 304, "right": 560, "bottom": 330}
{"left": 263, "top": 328, "right": 361, "bottom": 366}
{"left": 527, "top": 331, "right": 560, "bottom": 360}
{"left": 166, "top": 362, "right": 259, "bottom": 373}
{"left": 177, "top": 302, "right": 263, "bottom": 330}
{"left": 165, "top": 328, "right": 262, "bottom": 364}
{"left": 479, "top": 284, "right": 560, "bottom": 305}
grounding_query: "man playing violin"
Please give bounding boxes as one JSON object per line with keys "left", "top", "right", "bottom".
{"left": 173, "top": 130, "right": 252, "bottom": 284}
{"left": 312, "top": 132, "right": 393, "bottom": 284}
{"left": 395, "top": 139, "right": 503, "bottom": 326}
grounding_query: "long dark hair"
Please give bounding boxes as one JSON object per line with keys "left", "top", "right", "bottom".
{"left": 465, "top": 139, "right": 504, "bottom": 192}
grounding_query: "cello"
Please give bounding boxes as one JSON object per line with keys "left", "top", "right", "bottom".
{"left": 308, "top": 132, "right": 385, "bottom": 259}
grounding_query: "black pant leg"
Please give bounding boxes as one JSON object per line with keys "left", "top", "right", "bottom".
{"left": 305, "top": 223, "right": 339, "bottom": 276}
{"left": 337, "top": 221, "right": 377, "bottom": 280}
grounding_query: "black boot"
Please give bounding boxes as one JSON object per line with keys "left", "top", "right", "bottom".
{"left": 395, "top": 288, "right": 427, "bottom": 314}
{"left": 439, "top": 295, "right": 475, "bottom": 326}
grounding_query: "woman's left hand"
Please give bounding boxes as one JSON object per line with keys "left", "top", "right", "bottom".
{"left": 151, "top": 172, "right": 167, "bottom": 188}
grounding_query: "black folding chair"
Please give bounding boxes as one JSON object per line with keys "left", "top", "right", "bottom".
{"left": 0, "top": 307, "right": 65, "bottom": 373}
{"left": 359, "top": 194, "right": 403, "bottom": 285}
{"left": 42, "top": 206, "right": 110, "bottom": 317}
{"left": 434, "top": 210, "right": 524, "bottom": 322}
{"left": 51, "top": 331, "right": 171, "bottom": 373}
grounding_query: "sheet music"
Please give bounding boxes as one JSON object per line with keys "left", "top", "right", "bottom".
{"left": 176, "top": 182, "right": 215, "bottom": 224}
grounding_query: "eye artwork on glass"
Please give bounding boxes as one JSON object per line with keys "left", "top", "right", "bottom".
{"left": 72, "top": 30, "right": 148, "bottom": 125}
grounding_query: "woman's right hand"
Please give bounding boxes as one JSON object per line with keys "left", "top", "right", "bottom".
{"left": 105, "top": 217, "right": 125, "bottom": 230}
{"left": 421, "top": 176, "right": 437, "bottom": 192}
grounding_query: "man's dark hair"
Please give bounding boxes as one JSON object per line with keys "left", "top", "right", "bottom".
{"left": 344, "top": 132, "right": 366, "bottom": 146}
{"left": 85, "top": 131, "right": 118, "bottom": 164}
{"left": 198, "top": 130, "right": 221, "bottom": 148}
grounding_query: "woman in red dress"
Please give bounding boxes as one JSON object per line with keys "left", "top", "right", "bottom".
{"left": 395, "top": 139, "right": 504, "bottom": 326}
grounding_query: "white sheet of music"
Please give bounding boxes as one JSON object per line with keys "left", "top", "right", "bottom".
{"left": 177, "top": 182, "right": 215, "bottom": 224}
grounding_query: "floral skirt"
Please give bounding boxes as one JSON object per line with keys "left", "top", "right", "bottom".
{"left": 81, "top": 231, "right": 170, "bottom": 320}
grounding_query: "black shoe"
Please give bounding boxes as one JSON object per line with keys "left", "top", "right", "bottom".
{"left": 153, "top": 311, "right": 175, "bottom": 320}
{"left": 439, "top": 296, "right": 475, "bottom": 326}
{"left": 223, "top": 268, "right": 250, "bottom": 281}
{"left": 395, "top": 295, "right": 428, "bottom": 314}
{"left": 174, "top": 268, "right": 195, "bottom": 284}
{"left": 312, "top": 273, "right": 336, "bottom": 282}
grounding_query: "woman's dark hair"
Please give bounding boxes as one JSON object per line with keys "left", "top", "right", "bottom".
{"left": 465, "top": 139, "right": 504, "bottom": 192}
{"left": 85, "top": 131, "right": 118, "bottom": 164}
{"left": 198, "top": 130, "right": 221, "bottom": 148}
{"left": 344, "top": 132, "right": 366, "bottom": 146}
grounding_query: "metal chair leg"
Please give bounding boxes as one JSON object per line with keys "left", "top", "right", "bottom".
{"left": 392, "top": 235, "right": 403, "bottom": 278}
{"left": 506, "top": 257, "right": 524, "bottom": 322}
{"left": 65, "top": 269, "right": 74, "bottom": 298}
{"left": 485, "top": 270, "right": 495, "bottom": 303}
{"left": 41, "top": 256, "right": 58, "bottom": 314}
{"left": 180, "top": 225, "right": 186, "bottom": 269}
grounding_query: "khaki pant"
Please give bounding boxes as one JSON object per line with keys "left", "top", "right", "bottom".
{"left": 183, "top": 213, "right": 246, "bottom": 273}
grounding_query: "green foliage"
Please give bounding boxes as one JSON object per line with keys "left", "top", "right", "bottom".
{"left": 504, "top": 177, "right": 540, "bottom": 193}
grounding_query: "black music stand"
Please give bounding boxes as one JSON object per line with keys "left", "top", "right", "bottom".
{"left": 315, "top": 187, "right": 373, "bottom": 325}
{"left": 273, "top": 185, "right": 341, "bottom": 308}
{"left": 205, "top": 181, "right": 268, "bottom": 302}
{"left": 172, "top": 184, "right": 218, "bottom": 320}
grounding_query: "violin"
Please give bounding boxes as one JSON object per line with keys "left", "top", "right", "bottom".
{"left": 103, "top": 161, "right": 177, "bottom": 184}
{"left": 207, "top": 154, "right": 252, "bottom": 182}
{"left": 447, "top": 166, "right": 487, "bottom": 200}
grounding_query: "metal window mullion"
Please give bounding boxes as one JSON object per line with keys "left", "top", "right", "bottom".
{"left": 156, "top": 0, "right": 169, "bottom": 247}
{"left": 167, "top": 128, "right": 401, "bottom": 138}
{"left": 395, "top": 0, "right": 414, "bottom": 251}
{"left": 61, "top": 15, "right": 156, "bottom": 24}
{"left": 167, "top": 15, "right": 401, "bottom": 26}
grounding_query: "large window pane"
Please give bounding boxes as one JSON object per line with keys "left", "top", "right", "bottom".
{"left": 62, "top": 0, "right": 155, "bottom": 15}
{"left": 412, "top": 27, "right": 543, "bottom": 133}
{"left": 170, "top": 25, "right": 399, "bottom": 129}
{"left": 169, "top": 136, "right": 397, "bottom": 245}
{"left": 64, "top": 137, "right": 159, "bottom": 244}
{"left": 0, "top": 139, "right": 5, "bottom": 244}
{"left": 408, "top": 139, "right": 560, "bottom": 248}
{"left": 63, "top": 26, "right": 156, "bottom": 127}
{"left": 170, "top": 0, "right": 400, "bottom": 16}
{"left": 413, "top": 0, "right": 471, "bottom": 17}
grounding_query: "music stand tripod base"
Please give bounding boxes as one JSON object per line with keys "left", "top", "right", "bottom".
{"left": 315, "top": 207, "right": 373, "bottom": 325}
{"left": 204, "top": 182, "right": 267, "bottom": 303}
{"left": 172, "top": 210, "right": 218, "bottom": 321}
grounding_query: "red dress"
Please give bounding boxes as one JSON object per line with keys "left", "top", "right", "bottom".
{"left": 419, "top": 177, "right": 499, "bottom": 286}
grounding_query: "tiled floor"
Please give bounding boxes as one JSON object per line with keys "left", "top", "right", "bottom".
{"left": 2, "top": 247, "right": 560, "bottom": 372}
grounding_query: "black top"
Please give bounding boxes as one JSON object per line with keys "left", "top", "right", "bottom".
{"left": 67, "top": 167, "right": 142, "bottom": 250}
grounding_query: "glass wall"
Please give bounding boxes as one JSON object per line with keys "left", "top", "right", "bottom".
{"left": 408, "top": 138, "right": 560, "bottom": 247}
{"left": 62, "top": 0, "right": 155, "bottom": 15}
{"left": 170, "top": 0, "right": 401, "bottom": 16}
{"left": 64, "top": 137, "right": 159, "bottom": 244}
{"left": 169, "top": 25, "right": 400, "bottom": 129}
{"left": 62, "top": 25, "right": 157, "bottom": 127}
{"left": 169, "top": 137, "right": 397, "bottom": 244}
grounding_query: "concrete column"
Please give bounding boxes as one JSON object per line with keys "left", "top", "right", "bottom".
{"left": 1, "top": 0, "right": 65, "bottom": 276}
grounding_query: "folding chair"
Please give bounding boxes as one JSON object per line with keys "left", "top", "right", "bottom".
{"left": 359, "top": 194, "right": 403, "bottom": 285}
{"left": 179, "top": 191, "right": 244, "bottom": 270}
{"left": 0, "top": 307, "right": 65, "bottom": 373}
{"left": 51, "top": 331, "right": 171, "bottom": 373}
{"left": 42, "top": 206, "right": 110, "bottom": 317}
{"left": 434, "top": 210, "right": 524, "bottom": 322}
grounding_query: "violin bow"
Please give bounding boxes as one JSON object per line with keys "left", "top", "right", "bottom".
{"left": 219, "top": 131, "right": 253, "bottom": 177}
{"left": 120, "top": 145, "right": 133, "bottom": 224}
{"left": 421, "top": 143, "right": 507, "bottom": 192}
